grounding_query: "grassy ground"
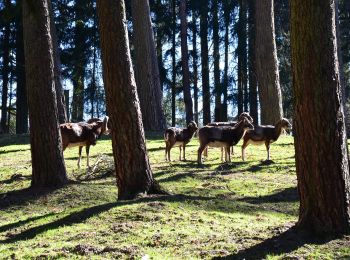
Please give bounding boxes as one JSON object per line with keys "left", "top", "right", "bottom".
{"left": 0, "top": 133, "right": 349, "bottom": 259}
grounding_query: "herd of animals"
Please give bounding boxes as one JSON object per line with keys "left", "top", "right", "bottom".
{"left": 58, "top": 112, "right": 292, "bottom": 168}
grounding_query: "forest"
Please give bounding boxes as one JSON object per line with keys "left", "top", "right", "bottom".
{"left": 0, "top": 0, "right": 350, "bottom": 259}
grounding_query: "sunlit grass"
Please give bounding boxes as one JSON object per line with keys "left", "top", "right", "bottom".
{"left": 0, "top": 134, "right": 349, "bottom": 259}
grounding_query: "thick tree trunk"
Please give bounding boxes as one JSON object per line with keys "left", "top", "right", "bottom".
{"left": 255, "top": 0, "right": 283, "bottom": 124}
{"left": 180, "top": 0, "right": 194, "bottom": 124}
{"left": 171, "top": 0, "right": 176, "bottom": 127}
{"left": 213, "top": 0, "right": 221, "bottom": 122}
{"left": 291, "top": 0, "right": 350, "bottom": 234}
{"left": 48, "top": 1, "right": 67, "bottom": 124}
{"left": 192, "top": 12, "right": 199, "bottom": 125}
{"left": 248, "top": 0, "right": 258, "bottom": 123}
{"left": 97, "top": 0, "right": 165, "bottom": 200}
{"left": 16, "top": 0, "right": 28, "bottom": 134}
{"left": 200, "top": 4, "right": 211, "bottom": 125}
{"left": 1, "top": 0, "right": 11, "bottom": 133}
{"left": 23, "top": 0, "right": 67, "bottom": 188}
{"left": 131, "top": 0, "right": 166, "bottom": 131}
{"left": 71, "top": 0, "right": 86, "bottom": 122}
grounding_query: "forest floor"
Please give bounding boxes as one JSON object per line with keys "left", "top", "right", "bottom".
{"left": 0, "top": 133, "right": 349, "bottom": 259}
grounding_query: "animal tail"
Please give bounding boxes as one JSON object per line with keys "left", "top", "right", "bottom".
{"left": 164, "top": 131, "right": 169, "bottom": 141}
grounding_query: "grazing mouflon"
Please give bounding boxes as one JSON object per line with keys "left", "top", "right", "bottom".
{"left": 164, "top": 121, "right": 198, "bottom": 161}
{"left": 241, "top": 118, "right": 292, "bottom": 161}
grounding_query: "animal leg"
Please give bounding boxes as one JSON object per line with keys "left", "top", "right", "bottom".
{"left": 242, "top": 140, "right": 248, "bottom": 161}
{"left": 266, "top": 141, "right": 270, "bottom": 161}
{"left": 179, "top": 146, "right": 182, "bottom": 161}
{"left": 221, "top": 147, "right": 224, "bottom": 162}
{"left": 204, "top": 147, "right": 208, "bottom": 157}
{"left": 231, "top": 146, "right": 234, "bottom": 155}
{"left": 198, "top": 145, "right": 206, "bottom": 164}
{"left": 226, "top": 147, "right": 231, "bottom": 162}
{"left": 165, "top": 142, "right": 169, "bottom": 161}
{"left": 78, "top": 146, "right": 83, "bottom": 168}
{"left": 86, "top": 145, "right": 90, "bottom": 168}
{"left": 183, "top": 145, "right": 186, "bottom": 161}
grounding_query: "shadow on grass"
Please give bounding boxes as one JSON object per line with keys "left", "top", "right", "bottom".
{"left": 0, "top": 148, "right": 31, "bottom": 155}
{"left": 0, "top": 174, "right": 31, "bottom": 185}
{"left": 0, "top": 134, "right": 30, "bottom": 146}
{"left": 215, "top": 227, "right": 337, "bottom": 260}
{"left": 239, "top": 187, "right": 298, "bottom": 204}
{"left": 0, "top": 194, "right": 212, "bottom": 244}
{"left": 0, "top": 212, "right": 57, "bottom": 233}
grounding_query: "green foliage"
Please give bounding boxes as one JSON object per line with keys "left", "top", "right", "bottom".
{"left": 0, "top": 134, "right": 349, "bottom": 259}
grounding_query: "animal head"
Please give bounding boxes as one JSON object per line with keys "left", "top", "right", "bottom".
{"left": 187, "top": 121, "right": 198, "bottom": 132}
{"left": 241, "top": 118, "right": 254, "bottom": 131}
{"left": 87, "top": 116, "right": 110, "bottom": 136}
{"left": 278, "top": 118, "right": 292, "bottom": 129}
{"left": 238, "top": 112, "right": 253, "bottom": 123}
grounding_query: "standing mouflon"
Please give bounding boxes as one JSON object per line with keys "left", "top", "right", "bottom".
{"left": 242, "top": 118, "right": 292, "bottom": 161}
{"left": 164, "top": 121, "right": 198, "bottom": 161}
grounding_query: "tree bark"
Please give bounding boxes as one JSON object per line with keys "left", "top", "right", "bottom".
{"left": 200, "top": 3, "right": 211, "bottom": 125}
{"left": 192, "top": 11, "right": 199, "bottom": 125}
{"left": 222, "top": 0, "right": 231, "bottom": 121}
{"left": 248, "top": 0, "right": 258, "bottom": 123}
{"left": 97, "top": 0, "right": 165, "bottom": 200}
{"left": 255, "top": 0, "right": 283, "bottom": 124}
{"left": 291, "top": 0, "right": 350, "bottom": 234}
{"left": 15, "top": 0, "right": 28, "bottom": 134}
{"left": 238, "top": 0, "right": 248, "bottom": 114}
{"left": 23, "top": 0, "right": 68, "bottom": 188}
{"left": 213, "top": 0, "right": 221, "bottom": 122}
{"left": 171, "top": 0, "right": 176, "bottom": 127}
{"left": 180, "top": 0, "right": 194, "bottom": 124}
{"left": 1, "top": 0, "right": 11, "bottom": 133}
{"left": 131, "top": 0, "right": 166, "bottom": 131}
{"left": 48, "top": 0, "right": 67, "bottom": 124}
{"left": 71, "top": 0, "right": 86, "bottom": 122}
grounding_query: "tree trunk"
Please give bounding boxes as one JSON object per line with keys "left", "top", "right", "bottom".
{"left": 23, "top": 0, "right": 67, "bottom": 188}
{"left": 15, "top": 0, "right": 28, "bottom": 134}
{"left": 131, "top": 0, "right": 166, "bottom": 131}
{"left": 222, "top": 0, "right": 231, "bottom": 121}
{"left": 200, "top": 4, "right": 211, "bottom": 125}
{"left": 48, "top": 1, "right": 67, "bottom": 124}
{"left": 97, "top": 0, "right": 164, "bottom": 200}
{"left": 71, "top": 0, "right": 86, "bottom": 122}
{"left": 171, "top": 0, "right": 176, "bottom": 127}
{"left": 1, "top": 0, "right": 11, "bottom": 133}
{"left": 180, "top": 0, "right": 194, "bottom": 124}
{"left": 248, "top": 0, "right": 258, "bottom": 123}
{"left": 237, "top": 0, "right": 248, "bottom": 116}
{"left": 291, "top": 0, "right": 350, "bottom": 234}
{"left": 213, "top": 0, "right": 221, "bottom": 122}
{"left": 192, "top": 11, "right": 199, "bottom": 125}
{"left": 255, "top": 0, "right": 283, "bottom": 124}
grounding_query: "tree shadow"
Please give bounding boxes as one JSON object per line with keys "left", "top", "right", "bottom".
{"left": 215, "top": 227, "right": 338, "bottom": 260}
{"left": 0, "top": 194, "right": 211, "bottom": 244}
{"left": 0, "top": 174, "right": 31, "bottom": 185}
{"left": 0, "top": 148, "right": 30, "bottom": 155}
{"left": 239, "top": 187, "right": 298, "bottom": 204}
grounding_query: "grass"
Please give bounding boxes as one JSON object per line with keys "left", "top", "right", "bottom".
{"left": 0, "top": 133, "right": 349, "bottom": 259}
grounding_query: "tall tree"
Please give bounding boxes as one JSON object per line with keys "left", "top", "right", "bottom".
{"left": 71, "top": 0, "right": 87, "bottom": 122}
{"left": 255, "top": 0, "right": 283, "bottom": 124}
{"left": 213, "top": 0, "right": 221, "bottom": 121}
{"left": 97, "top": 0, "right": 165, "bottom": 200}
{"left": 171, "top": 0, "right": 176, "bottom": 126}
{"left": 200, "top": 2, "right": 211, "bottom": 125}
{"left": 291, "top": 0, "right": 350, "bottom": 233}
{"left": 222, "top": 0, "right": 231, "bottom": 121}
{"left": 23, "top": 0, "right": 67, "bottom": 187}
{"left": 1, "top": 0, "right": 11, "bottom": 133}
{"left": 237, "top": 0, "right": 248, "bottom": 115}
{"left": 180, "top": 0, "right": 193, "bottom": 123}
{"left": 248, "top": 0, "right": 258, "bottom": 123}
{"left": 15, "top": 0, "right": 28, "bottom": 134}
{"left": 192, "top": 10, "right": 199, "bottom": 124}
{"left": 49, "top": 1, "right": 67, "bottom": 123}
{"left": 131, "top": 0, "right": 166, "bottom": 131}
